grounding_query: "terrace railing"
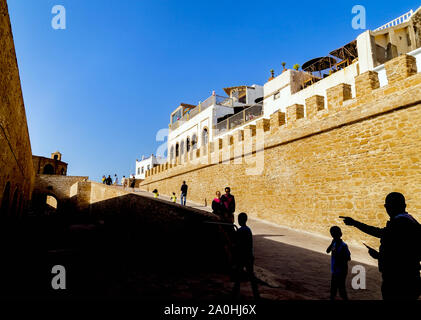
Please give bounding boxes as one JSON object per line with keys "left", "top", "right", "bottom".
{"left": 374, "top": 10, "right": 413, "bottom": 31}
{"left": 214, "top": 104, "right": 263, "bottom": 137}
{"left": 170, "top": 95, "right": 234, "bottom": 131}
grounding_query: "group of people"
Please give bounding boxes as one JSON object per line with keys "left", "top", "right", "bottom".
{"left": 327, "top": 192, "right": 421, "bottom": 300}
{"left": 149, "top": 181, "right": 421, "bottom": 301}
{"left": 102, "top": 174, "right": 136, "bottom": 189}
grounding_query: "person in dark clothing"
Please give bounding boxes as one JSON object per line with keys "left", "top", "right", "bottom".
{"left": 180, "top": 181, "right": 188, "bottom": 206}
{"left": 232, "top": 212, "right": 259, "bottom": 300}
{"left": 220, "top": 187, "right": 235, "bottom": 223}
{"left": 130, "top": 178, "right": 136, "bottom": 189}
{"left": 326, "top": 226, "right": 351, "bottom": 300}
{"left": 212, "top": 191, "right": 224, "bottom": 218}
{"left": 341, "top": 192, "right": 421, "bottom": 300}
{"left": 106, "top": 175, "right": 112, "bottom": 185}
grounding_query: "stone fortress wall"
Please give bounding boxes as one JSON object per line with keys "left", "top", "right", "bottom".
{"left": 0, "top": 0, "right": 35, "bottom": 216}
{"left": 141, "top": 54, "right": 421, "bottom": 247}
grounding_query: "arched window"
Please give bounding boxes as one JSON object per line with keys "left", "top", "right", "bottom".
{"left": 0, "top": 182, "right": 11, "bottom": 216}
{"left": 186, "top": 137, "right": 191, "bottom": 152}
{"left": 202, "top": 128, "right": 209, "bottom": 146}
{"left": 175, "top": 143, "right": 180, "bottom": 157}
{"left": 43, "top": 164, "right": 54, "bottom": 175}
{"left": 180, "top": 140, "right": 185, "bottom": 156}
{"left": 192, "top": 135, "right": 197, "bottom": 150}
{"left": 170, "top": 146, "right": 174, "bottom": 160}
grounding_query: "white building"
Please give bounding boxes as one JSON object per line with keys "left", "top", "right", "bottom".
{"left": 135, "top": 154, "right": 163, "bottom": 180}
{"left": 262, "top": 7, "right": 421, "bottom": 119}
{"left": 167, "top": 85, "right": 263, "bottom": 162}
{"left": 155, "top": 7, "right": 421, "bottom": 169}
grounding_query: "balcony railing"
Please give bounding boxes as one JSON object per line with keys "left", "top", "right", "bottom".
{"left": 374, "top": 9, "right": 413, "bottom": 31}
{"left": 170, "top": 95, "right": 234, "bottom": 131}
{"left": 214, "top": 104, "right": 263, "bottom": 137}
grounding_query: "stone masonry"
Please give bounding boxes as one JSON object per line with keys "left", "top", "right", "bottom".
{"left": 141, "top": 54, "right": 421, "bottom": 248}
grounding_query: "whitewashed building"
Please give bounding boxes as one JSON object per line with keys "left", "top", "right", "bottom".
{"left": 135, "top": 154, "right": 163, "bottom": 180}
{"left": 167, "top": 85, "right": 263, "bottom": 162}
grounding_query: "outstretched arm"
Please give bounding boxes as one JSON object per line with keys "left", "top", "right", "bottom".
{"left": 340, "top": 217, "right": 384, "bottom": 238}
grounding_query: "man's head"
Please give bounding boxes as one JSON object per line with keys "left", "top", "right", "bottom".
{"left": 183, "top": 181, "right": 186, "bottom": 185}
{"left": 225, "top": 187, "right": 231, "bottom": 195}
{"left": 238, "top": 212, "right": 247, "bottom": 226}
{"left": 216, "top": 191, "right": 221, "bottom": 198}
{"left": 330, "top": 226, "right": 342, "bottom": 240}
{"left": 384, "top": 192, "right": 406, "bottom": 218}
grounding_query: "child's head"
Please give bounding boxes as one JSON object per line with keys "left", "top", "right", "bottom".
{"left": 172, "top": 192, "right": 175, "bottom": 196}
{"left": 238, "top": 212, "right": 248, "bottom": 226}
{"left": 330, "top": 226, "right": 342, "bottom": 240}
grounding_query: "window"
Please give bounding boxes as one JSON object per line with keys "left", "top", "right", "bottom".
{"left": 175, "top": 143, "right": 180, "bottom": 157}
{"left": 186, "top": 138, "right": 190, "bottom": 152}
{"left": 170, "top": 146, "right": 174, "bottom": 160}
{"left": 141, "top": 167, "right": 144, "bottom": 174}
{"left": 147, "top": 165, "right": 150, "bottom": 171}
{"left": 202, "top": 128, "right": 209, "bottom": 146}
{"left": 138, "top": 167, "right": 140, "bottom": 175}
{"left": 192, "top": 135, "right": 197, "bottom": 150}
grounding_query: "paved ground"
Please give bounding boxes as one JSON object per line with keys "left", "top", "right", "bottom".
{"left": 128, "top": 188, "right": 383, "bottom": 300}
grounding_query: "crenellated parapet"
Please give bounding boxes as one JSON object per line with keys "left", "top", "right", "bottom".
{"left": 143, "top": 54, "right": 421, "bottom": 182}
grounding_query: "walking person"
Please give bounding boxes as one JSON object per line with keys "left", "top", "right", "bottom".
{"left": 114, "top": 174, "right": 119, "bottom": 185}
{"left": 221, "top": 187, "right": 235, "bottom": 223}
{"left": 232, "top": 212, "right": 260, "bottom": 300}
{"left": 106, "top": 175, "right": 112, "bottom": 185}
{"left": 180, "top": 181, "right": 188, "bottom": 206}
{"left": 171, "top": 192, "right": 177, "bottom": 203}
{"left": 130, "top": 177, "right": 136, "bottom": 190}
{"left": 341, "top": 192, "right": 421, "bottom": 300}
{"left": 326, "top": 226, "right": 351, "bottom": 300}
{"left": 102, "top": 175, "right": 106, "bottom": 184}
{"left": 121, "top": 176, "right": 126, "bottom": 189}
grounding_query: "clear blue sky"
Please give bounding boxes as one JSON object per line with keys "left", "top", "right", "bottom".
{"left": 6, "top": 0, "right": 420, "bottom": 181}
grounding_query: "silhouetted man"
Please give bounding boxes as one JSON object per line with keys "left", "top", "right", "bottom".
{"left": 180, "top": 181, "right": 188, "bottom": 206}
{"left": 221, "top": 187, "right": 235, "bottom": 223}
{"left": 232, "top": 212, "right": 260, "bottom": 300}
{"left": 341, "top": 192, "right": 421, "bottom": 300}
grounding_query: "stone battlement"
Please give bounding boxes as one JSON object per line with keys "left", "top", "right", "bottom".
{"left": 140, "top": 54, "right": 421, "bottom": 247}
{"left": 144, "top": 54, "right": 420, "bottom": 181}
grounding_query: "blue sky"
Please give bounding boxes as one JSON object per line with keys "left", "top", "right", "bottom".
{"left": 6, "top": 0, "right": 420, "bottom": 181}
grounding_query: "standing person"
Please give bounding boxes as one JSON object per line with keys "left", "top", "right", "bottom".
{"left": 232, "top": 212, "right": 260, "bottom": 300}
{"left": 212, "top": 191, "right": 224, "bottom": 218}
{"left": 114, "top": 174, "right": 119, "bottom": 185}
{"left": 180, "top": 181, "right": 188, "bottom": 206}
{"left": 102, "top": 175, "right": 106, "bottom": 184}
{"left": 106, "top": 175, "right": 112, "bottom": 185}
{"left": 121, "top": 176, "right": 126, "bottom": 189}
{"left": 326, "top": 226, "right": 351, "bottom": 300}
{"left": 130, "top": 177, "right": 136, "bottom": 190}
{"left": 341, "top": 192, "right": 421, "bottom": 300}
{"left": 221, "top": 187, "right": 235, "bottom": 223}
{"left": 152, "top": 189, "right": 159, "bottom": 198}
{"left": 171, "top": 192, "right": 177, "bottom": 203}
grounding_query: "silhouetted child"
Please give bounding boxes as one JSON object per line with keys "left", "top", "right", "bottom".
{"left": 152, "top": 189, "right": 159, "bottom": 198}
{"left": 232, "top": 212, "right": 260, "bottom": 300}
{"left": 326, "top": 226, "right": 351, "bottom": 300}
{"left": 171, "top": 192, "right": 177, "bottom": 203}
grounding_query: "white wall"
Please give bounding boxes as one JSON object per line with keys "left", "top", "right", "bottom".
{"left": 263, "top": 63, "right": 360, "bottom": 118}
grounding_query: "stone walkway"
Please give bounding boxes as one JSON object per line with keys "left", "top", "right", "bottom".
{"left": 131, "top": 188, "right": 383, "bottom": 300}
